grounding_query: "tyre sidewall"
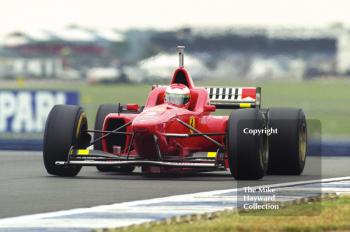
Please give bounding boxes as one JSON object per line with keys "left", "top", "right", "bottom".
{"left": 43, "top": 105, "right": 86, "bottom": 176}
{"left": 267, "top": 108, "right": 307, "bottom": 175}
{"left": 227, "top": 109, "right": 268, "bottom": 180}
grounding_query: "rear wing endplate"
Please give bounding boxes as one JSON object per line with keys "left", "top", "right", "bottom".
{"left": 205, "top": 87, "right": 261, "bottom": 109}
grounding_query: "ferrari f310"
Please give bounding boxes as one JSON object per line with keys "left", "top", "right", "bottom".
{"left": 43, "top": 46, "right": 307, "bottom": 180}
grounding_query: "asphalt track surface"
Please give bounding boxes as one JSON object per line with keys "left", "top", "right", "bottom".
{"left": 0, "top": 151, "right": 349, "bottom": 218}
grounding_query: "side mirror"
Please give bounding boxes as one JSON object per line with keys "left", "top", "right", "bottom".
{"left": 203, "top": 104, "right": 216, "bottom": 112}
{"left": 126, "top": 104, "right": 139, "bottom": 111}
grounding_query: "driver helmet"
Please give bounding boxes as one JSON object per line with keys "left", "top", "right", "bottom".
{"left": 164, "top": 84, "right": 191, "bottom": 107}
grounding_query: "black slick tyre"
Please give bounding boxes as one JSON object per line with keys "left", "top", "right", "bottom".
{"left": 226, "top": 108, "right": 268, "bottom": 180}
{"left": 43, "top": 105, "right": 89, "bottom": 177}
{"left": 266, "top": 108, "right": 307, "bottom": 175}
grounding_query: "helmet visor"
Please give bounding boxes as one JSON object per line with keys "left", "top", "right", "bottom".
{"left": 165, "top": 93, "right": 190, "bottom": 105}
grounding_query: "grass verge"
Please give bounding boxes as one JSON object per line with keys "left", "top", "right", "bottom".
{"left": 103, "top": 196, "right": 350, "bottom": 232}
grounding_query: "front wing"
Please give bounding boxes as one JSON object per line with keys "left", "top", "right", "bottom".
{"left": 55, "top": 149, "right": 220, "bottom": 169}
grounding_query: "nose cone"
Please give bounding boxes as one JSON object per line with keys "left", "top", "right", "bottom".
{"left": 132, "top": 105, "right": 168, "bottom": 133}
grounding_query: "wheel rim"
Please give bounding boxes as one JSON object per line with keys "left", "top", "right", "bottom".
{"left": 299, "top": 123, "right": 307, "bottom": 162}
{"left": 259, "top": 114, "right": 269, "bottom": 171}
{"left": 75, "top": 112, "right": 89, "bottom": 148}
{"left": 259, "top": 131, "right": 269, "bottom": 171}
{"left": 75, "top": 112, "right": 87, "bottom": 139}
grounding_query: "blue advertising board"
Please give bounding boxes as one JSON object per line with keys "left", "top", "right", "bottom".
{"left": 0, "top": 89, "right": 79, "bottom": 150}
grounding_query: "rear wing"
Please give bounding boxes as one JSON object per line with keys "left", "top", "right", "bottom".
{"left": 205, "top": 87, "right": 261, "bottom": 109}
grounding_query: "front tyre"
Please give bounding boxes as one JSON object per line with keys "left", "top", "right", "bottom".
{"left": 43, "top": 105, "right": 89, "bottom": 177}
{"left": 226, "top": 109, "right": 268, "bottom": 180}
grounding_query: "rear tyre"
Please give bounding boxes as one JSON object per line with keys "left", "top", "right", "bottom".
{"left": 266, "top": 108, "right": 307, "bottom": 175}
{"left": 94, "top": 104, "right": 135, "bottom": 173}
{"left": 43, "top": 105, "right": 89, "bottom": 177}
{"left": 226, "top": 109, "right": 268, "bottom": 180}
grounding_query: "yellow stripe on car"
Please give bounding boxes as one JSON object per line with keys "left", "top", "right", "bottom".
{"left": 207, "top": 152, "right": 217, "bottom": 158}
{"left": 239, "top": 103, "right": 251, "bottom": 108}
{"left": 77, "top": 149, "right": 89, "bottom": 155}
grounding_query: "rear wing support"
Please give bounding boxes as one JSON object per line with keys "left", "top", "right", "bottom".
{"left": 205, "top": 87, "right": 261, "bottom": 109}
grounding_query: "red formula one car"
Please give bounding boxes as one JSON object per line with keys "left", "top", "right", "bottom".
{"left": 43, "top": 46, "right": 307, "bottom": 180}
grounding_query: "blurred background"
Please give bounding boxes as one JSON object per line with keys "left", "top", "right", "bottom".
{"left": 0, "top": 0, "right": 349, "bottom": 150}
